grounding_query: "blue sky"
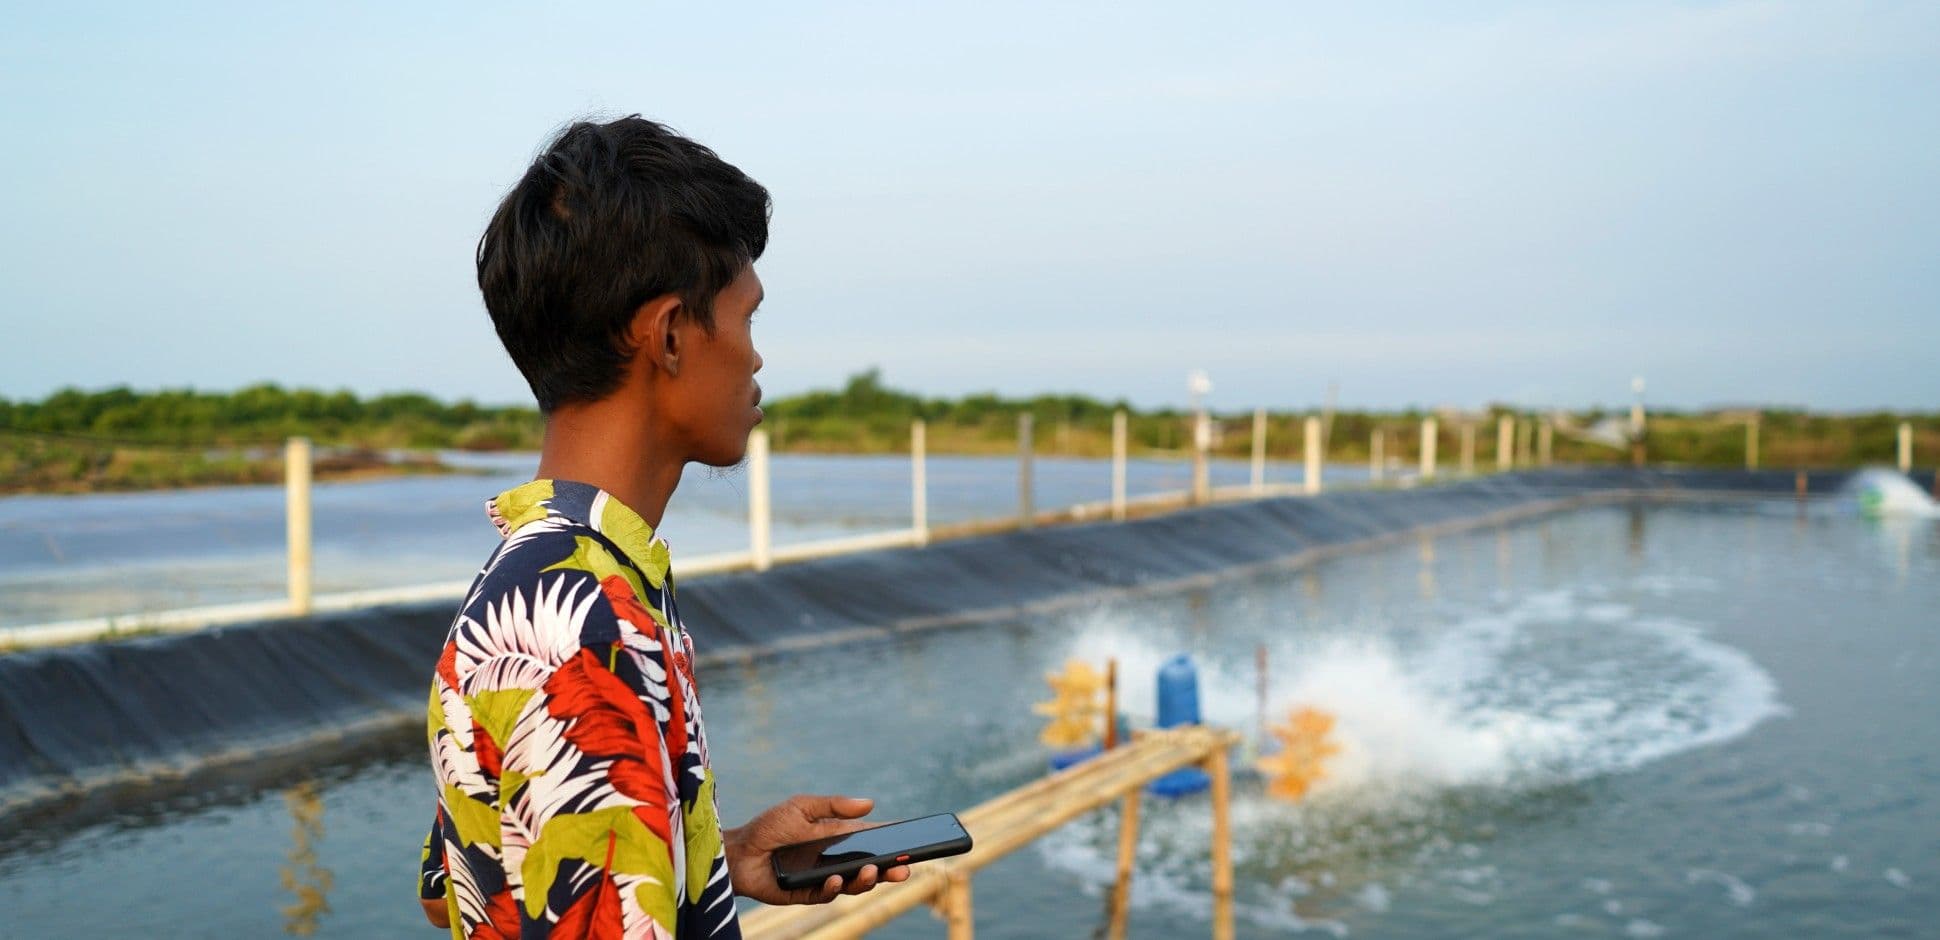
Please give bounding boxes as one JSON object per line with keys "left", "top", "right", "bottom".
{"left": 2, "top": 1, "right": 1935, "bottom": 412}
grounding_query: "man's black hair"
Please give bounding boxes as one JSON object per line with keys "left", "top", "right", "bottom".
{"left": 478, "top": 116, "right": 770, "bottom": 412}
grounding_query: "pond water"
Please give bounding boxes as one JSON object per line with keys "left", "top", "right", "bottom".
{"left": 0, "top": 502, "right": 1933, "bottom": 937}
{"left": 0, "top": 452, "right": 1374, "bottom": 629}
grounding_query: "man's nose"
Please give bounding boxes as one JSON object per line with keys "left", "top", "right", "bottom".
{"left": 752, "top": 349, "right": 764, "bottom": 375}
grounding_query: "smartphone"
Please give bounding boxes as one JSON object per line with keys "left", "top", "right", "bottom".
{"left": 771, "top": 813, "right": 973, "bottom": 891}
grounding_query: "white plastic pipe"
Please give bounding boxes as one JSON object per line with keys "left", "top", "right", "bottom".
{"left": 1112, "top": 410, "right": 1128, "bottom": 521}
{"left": 1420, "top": 418, "right": 1438, "bottom": 480}
{"left": 749, "top": 429, "right": 772, "bottom": 570}
{"left": 285, "top": 437, "right": 313, "bottom": 615}
{"left": 1250, "top": 407, "right": 1267, "bottom": 495}
{"left": 1018, "top": 413, "right": 1035, "bottom": 527}
{"left": 911, "top": 420, "right": 929, "bottom": 545}
{"left": 1303, "top": 416, "right": 1322, "bottom": 495}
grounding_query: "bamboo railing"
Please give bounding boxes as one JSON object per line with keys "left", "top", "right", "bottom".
{"left": 740, "top": 724, "right": 1241, "bottom": 940}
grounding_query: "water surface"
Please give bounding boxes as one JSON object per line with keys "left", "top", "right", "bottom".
{"left": 1, "top": 502, "right": 1932, "bottom": 937}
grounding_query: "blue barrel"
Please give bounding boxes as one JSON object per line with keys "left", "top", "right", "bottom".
{"left": 1156, "top": 654, "right": 1202, "bottom": 728}
{"left": 1149, "top": 654, "right": 1211, "bottom": 797}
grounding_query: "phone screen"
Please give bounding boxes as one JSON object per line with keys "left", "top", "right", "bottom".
{"left": 774, "top": 814, "right": 966, "bottom": 873}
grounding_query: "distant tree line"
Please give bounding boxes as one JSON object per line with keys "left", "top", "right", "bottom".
{"left": 1, "top": 377, "right": 1933, "bottom": 495}
{"left": 0, "top": 384, "right": 542, "bottom": 450}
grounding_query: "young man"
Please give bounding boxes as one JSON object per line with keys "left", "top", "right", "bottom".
{"left": 418, "top": 116, "right": 909, "bottom": 938}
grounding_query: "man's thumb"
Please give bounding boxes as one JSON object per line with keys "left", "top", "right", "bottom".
{"left": 790, "top": 793, "right": 875, "bottom": 821}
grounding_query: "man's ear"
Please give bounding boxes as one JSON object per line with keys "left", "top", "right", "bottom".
{"left": 627, "top": 294, "right": 685, "bottom": 377}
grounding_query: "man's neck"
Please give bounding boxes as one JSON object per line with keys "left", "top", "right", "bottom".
{"left": 534, "top": 401, "right": 685, "bottom": 529}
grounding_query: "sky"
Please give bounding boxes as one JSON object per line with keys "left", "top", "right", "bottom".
{"left": 2, "top": 1, "right": 1936, "bottom": 413}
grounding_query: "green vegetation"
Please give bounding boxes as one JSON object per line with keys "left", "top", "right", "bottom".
{"left": 2, "top": 376, "right": 1933, "bottom": 495}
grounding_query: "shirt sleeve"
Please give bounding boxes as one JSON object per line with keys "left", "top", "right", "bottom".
{"left": 419, "top": 805, "right": 449, "bottom": 901}
{"left": 497, "top": 587, "right": 685, "bottom": 935}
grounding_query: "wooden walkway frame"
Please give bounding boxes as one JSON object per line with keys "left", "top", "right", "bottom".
{"left": 741, "top": 725, "right": 1242, "bottom": 940}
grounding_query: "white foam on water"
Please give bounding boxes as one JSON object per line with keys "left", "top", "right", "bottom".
{"left": 1066, "top": 583, "right": 1784, "bottom": 799}
{"left": 1845, "top": 467, "right": 1940, "bottom": 518}
{"left": 1040, "top": 573, "right": 1789, "bottom": 930}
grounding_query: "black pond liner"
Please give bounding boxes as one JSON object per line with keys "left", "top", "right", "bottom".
{"left": 0, "top": 467, "right": 1859, "bottom": 824}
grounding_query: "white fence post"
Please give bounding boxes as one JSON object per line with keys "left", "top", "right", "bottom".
{"left": 1250, "top": 407, "right": 1267, "bottom": 495}
{"left": 1420, "top": 418, "right": 1438, "bottom": 480}
{"left": 1112, "top": 409, "right": 1128, "bottom": 521}
{"left": 1460, "top": 422, "right": 1476, "bottom": 476}
{"left": 1370, "top": 429, "right": 1385, "bottom": 482}
{"left": 1900, "top": 421, "right": 1914, "bottom": 472}
{"left": 749, "top": 429, "right": 772, "bottom": 571}
{"left": 285, "top": 437, "right": 313, "bottom": 615}
{"left": 1304, "top": 416, "right": 1323, "bottom": 495}
{"left": 911, "top": 419, "right": 929, "bottom": 545}
{"left": 1191, "top": 412, "right": 1210, "bottom": 505}
{"left": 1018, "top": 413, "right": 1035, "bottom": 528}
{"left": 1497, "top": 415, "right": 1514, "bottom": 471}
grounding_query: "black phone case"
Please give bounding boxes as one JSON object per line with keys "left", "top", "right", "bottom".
{"left": 771, "top": 829, "right": 974, "bottom": 891}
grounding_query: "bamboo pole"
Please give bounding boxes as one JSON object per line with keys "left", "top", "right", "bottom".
{"left": 1107, "top": 790, "right": 1141, "bottom": 940}
{"left": 944, "top": 872, "right": 973, "bottom": 940}
{"left": 1303, "top": 416, "right": 1322, "bottom": 495}
{"left": 1250, "top": 407, "right": 1267, "bottom": 495}
{"left": 1420, "top": 417, "right": 1438, "bottom": 480}
{"left": 1899, "top": 421, "right": 1913, "bottom": 472}
{"left": 1369, "top": 429, "right": 1385, "bottom": 482}
{"left": 749, "top": 429, "right": 772, "bottom": 571}
{"left": 1497, "top": 415, "right": 1514, "bottom": 471}
{"left": 1746, "top": 414, "right": 1760, "bottom": 470}
{"left": 740, "top": 728, "right": 1238, "bottom": 939}
{"left": 1111, "top": 410, "right": 1128, "bottom": 521}
{"left": 911, "top": 420, "right": 929, "bottom": 546}
{"left": 285, "top": 437, "right": 313, "bottom": 615}
{"left": 1018, "top": 414, "right": 1035, "bottom": 528}
{"left": 1208, "top": 745, "right": 1235, "bottom": 940}
{"left": 1538, "top": 419, "right": 1553, "bottom": 467}
{"left": 1460, "top": 422, "right": 1476, "bottom": 476}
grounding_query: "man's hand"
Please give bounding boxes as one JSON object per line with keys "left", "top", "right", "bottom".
{"left": 724, "top": 794, "right": 913, "bottom": 905}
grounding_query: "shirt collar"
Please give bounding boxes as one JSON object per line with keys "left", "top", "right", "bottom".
{"left": 486, "top": 479, "right": 671, "bottom": 582}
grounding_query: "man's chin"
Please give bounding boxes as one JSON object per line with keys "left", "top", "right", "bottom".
{"left": 694, "top": 448, "right": 751, "bottom": 473}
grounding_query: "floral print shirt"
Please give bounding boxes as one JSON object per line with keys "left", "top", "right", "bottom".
{"left": 420, "top": 480, "right": 739, "bottom": 939}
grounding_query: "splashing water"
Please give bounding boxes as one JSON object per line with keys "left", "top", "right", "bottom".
{"left": 1846, "top": 467, "right": 1940, "bottom": 518}
{"left": 1068, "top": 586, "right": 1782, "bottom": 799}
{"left": 1047, "top": 577, "right": 1787, "bottom": 932}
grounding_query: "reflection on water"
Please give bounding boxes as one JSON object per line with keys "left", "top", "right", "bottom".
{"left": 0, "top": 503, "right": 1934, "bottom": 938}
{"left": 280, "top": 781, "right": 332, "bottom": 937}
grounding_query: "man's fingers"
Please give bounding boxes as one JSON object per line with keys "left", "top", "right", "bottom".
{"left": 812, "top": 874, "right": 844, "bottom": 903}
{"left": 881, "top": 865, "right": 912, "bottom": 883}
{"left": 789, "top": 793, "right": 876, "bottom": 822}
{"left": 841, "top": 865, "right": 880, "bottom": 895}
{"left": 827, "top": 795, "right": 875, "bottom": 819}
